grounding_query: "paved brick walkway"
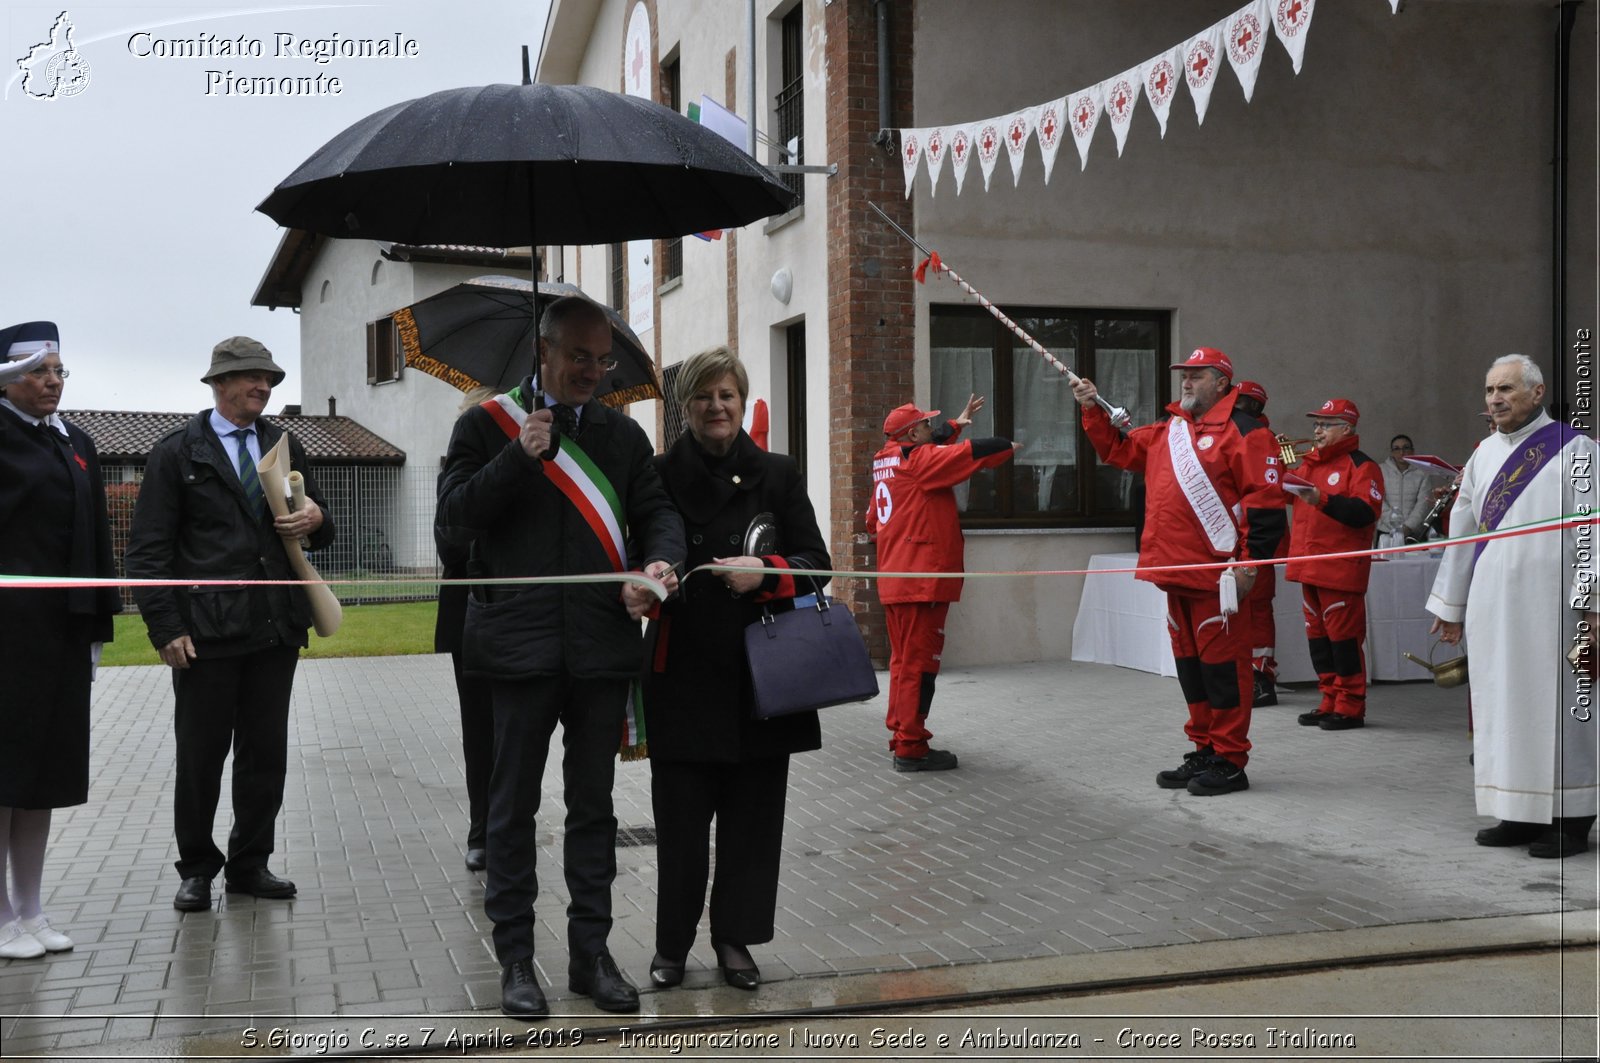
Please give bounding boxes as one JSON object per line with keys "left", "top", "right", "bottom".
{"left": 1, "top": 655, "right": 1594, "bottom": 1054}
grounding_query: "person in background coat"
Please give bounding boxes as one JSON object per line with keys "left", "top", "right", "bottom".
{"left": 642, "top": 346, "right": 829, "bottom": 992}
{"left": 125, "top": 337, "right": 334, "bottom": 914}
{"left": 1284, "top": 399, "right": 1383, "bottom": 730}
{"left": 0, "top": 322, "right": 120, "bottom": 960}
{"left": 867, "top": 397, "right": 1017, "bottom": 772}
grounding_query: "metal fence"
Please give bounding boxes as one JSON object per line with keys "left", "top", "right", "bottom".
{"left": 105, "top": 463, "right": 444, "bottom": 610}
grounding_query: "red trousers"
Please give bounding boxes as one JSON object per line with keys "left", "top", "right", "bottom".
{"left": 883, "top": 601, "right": 949, "bottom": 758}
{"left": 1300, "top": 585, "right": 1368, "bottom": 718}
{"left": 1245, "top": 565, "right": 1277, "bottom": 676}
{"left": 1166, "top": 590, "right": 1254, "bottom": 768}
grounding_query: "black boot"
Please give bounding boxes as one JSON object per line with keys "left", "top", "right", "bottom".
{"left": 1529, "top": 816, "right": 1595, "bottom": 859}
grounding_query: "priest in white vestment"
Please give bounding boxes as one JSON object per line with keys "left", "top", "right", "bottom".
{"left": 1428, "top": 354, "right": 1599, "bottom": 858}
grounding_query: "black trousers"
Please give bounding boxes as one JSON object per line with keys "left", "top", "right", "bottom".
{"left": 649, "top": 755, "right": 790, "bottom": 960}
{"left": 484, "top": 674, "right": 626, "bottom": 965}
{"left": 171, "top": 646, "right": 298, "bottom": 881}
{"left": 451, "top": 653, "right": 494, "bottom": 850}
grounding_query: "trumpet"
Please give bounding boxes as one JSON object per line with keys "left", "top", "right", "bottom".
{"left": 1275, "top": 434, "right": 1315, "bottom": 467}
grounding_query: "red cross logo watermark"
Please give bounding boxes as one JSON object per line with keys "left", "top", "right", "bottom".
{"left": 630, "top": 41, "right": 645, "bottom": 86}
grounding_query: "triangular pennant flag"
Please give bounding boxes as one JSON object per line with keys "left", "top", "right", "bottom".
{"left": 1140, "top": 47, "right": 1181, "bottom": 138}
{"left": 1388, "top": 0, "right": 1400, "bottom": 11}
{"left": 1182, "top": 21, "right": 1226, "bottom": 125}
{"left": 1102, "top": 68, "right": 1142, "bottom": 157}
{"left": 1272, "top": 0, "right": 1316, "bottom": 74}
{"left": 1003, "top": 106, "right": 1038, "bottom": 186}
{"left": 923, "top": 126, "right": 948, "bottom": 196}
{"left": 949, "top": 124, "right": 974, "bottom": 195}
{"left": 1067, "top": 84, "right": 1104, "bottom": 171}
{"left": 1225, "top": 0, "right": 1271, "bottom": 102}
{"left": 899, "top": 128, "right": 923, "bottom": 199}
{"left": 975, "top": 120, "right": 1003, "bottom": 192}
{"left": 1035, "top": 97, "right": 1067, "bottom": 183}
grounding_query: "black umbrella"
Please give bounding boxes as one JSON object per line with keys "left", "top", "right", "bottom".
{"left": 394, "top": 277, "right": 661, "bottom": 406}
{"left": 256, "top": 82, "right": 797, "bottom": 247}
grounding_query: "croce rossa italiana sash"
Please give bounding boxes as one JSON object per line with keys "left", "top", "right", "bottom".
{"left": 1472, "top": 419, "right": 1577, "bottom": 568}
{"left": 1167, "top": 416, "right": 1239, "bottom": 556}
{"left": 481, "top": 387, "right": 649, "bottom": 760}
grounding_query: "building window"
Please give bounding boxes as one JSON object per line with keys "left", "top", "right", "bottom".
{"left": 366, "top": 317, "right": 403, "bottom": 384}
{"left": 660, "top": 55, "right": 683, "bottom": 283}
{"left": 785, "top": 321, "right": 806, "bottom": 479}
{"left": 610, "top": 243, "right": 626, "bottom": 311}
{"left": 661, "top": 362, "right": 688, "bottom": 449}
{"left": 773, "top": 4, "right": 804, "bottom": 204}
{"left": 928, "top": 305, "right": 1170, "bottom": 527}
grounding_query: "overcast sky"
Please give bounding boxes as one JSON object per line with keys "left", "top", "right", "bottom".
{"left": 2, "top": 0, "right": 550, "bottom": 413}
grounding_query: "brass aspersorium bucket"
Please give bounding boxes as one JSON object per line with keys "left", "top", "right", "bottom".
{"left": 1402, "top": 639, "right": 1469, "bottom": 688}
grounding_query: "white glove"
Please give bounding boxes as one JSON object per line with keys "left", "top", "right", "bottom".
{"left": 1218, "top": 568, "right": 1239, "bottom": 618}
{"left": 0, "top": 350, "right": 48, "bottom": 386}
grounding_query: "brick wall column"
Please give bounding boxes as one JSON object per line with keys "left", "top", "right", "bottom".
{"left": 825, "top": 0, "right": 915, "bottom": 663}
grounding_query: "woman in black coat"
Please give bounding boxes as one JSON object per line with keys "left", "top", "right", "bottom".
{"left": 643, "top": 346, "right": 829, "bottom": 990}
{"left": 0, "top": 323, "right": 119, "bottom": 960}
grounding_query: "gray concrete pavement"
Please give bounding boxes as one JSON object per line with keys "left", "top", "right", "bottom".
{"left": 1, "top": 654, "right": 1596, "bottom": 1057}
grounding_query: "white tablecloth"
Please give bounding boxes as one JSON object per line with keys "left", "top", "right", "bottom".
{"left": 1071, "top": 552, "right": 1443, "bottom": 682}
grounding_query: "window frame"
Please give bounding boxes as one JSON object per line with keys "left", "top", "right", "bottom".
{"left": 365, "top": 317, "right": 403, "bottom": 385}
{"left": 929, "top": 303, "right": 1171, "bottom": 530}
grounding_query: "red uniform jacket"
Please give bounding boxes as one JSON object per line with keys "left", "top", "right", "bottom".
{"left": 1082, "top": 389, "right": 1286, "bottom": 595}
{"left": 1284, "top": 434, "right": 1383, "bottom": 592}
{"left": 866, "top": 423, "right": 1015, "bottom": 604}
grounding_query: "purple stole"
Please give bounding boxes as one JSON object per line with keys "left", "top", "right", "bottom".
{"left": 1473, "top": 420, "right": 1576, "bottom": 567}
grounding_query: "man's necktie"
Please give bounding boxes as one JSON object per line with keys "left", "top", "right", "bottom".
{"left": 230, "top": 429, "right": 267, "bottom": 518}
{"left": 552, "top": 403, "right": 580, "bottom": 443}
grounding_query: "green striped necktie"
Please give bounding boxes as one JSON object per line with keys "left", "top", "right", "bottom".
{"left": 230, "top": 428, "right": 267, "bottom": 518}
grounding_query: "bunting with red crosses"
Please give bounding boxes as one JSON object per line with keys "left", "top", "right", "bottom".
{"left": 892, "top": 0, "right": 1400, "bottom": 198}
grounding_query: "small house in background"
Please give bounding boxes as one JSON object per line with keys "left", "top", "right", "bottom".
{"left": 64, "top": 407, "right": 408, "bottom": 607}
{"left": 252, "top": 230, "right": 543, "bottom": 574}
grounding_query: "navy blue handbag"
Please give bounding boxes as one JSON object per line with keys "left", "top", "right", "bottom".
{"left": 744, "top": 582, "right": 879, "bottom": 719}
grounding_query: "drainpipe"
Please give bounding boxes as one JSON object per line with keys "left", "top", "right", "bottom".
{"left": 872, "top": 0, "right": 893, "bottom": 147}
{"left": 748, "top": 0, "right": 758, "bottom": 157}
{"left": 1551, "top": 1, "right": 1579, "bottom": 418}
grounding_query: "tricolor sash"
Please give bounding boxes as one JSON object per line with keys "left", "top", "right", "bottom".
{"left": 483, "top": 394, "right": 628, "bottom": 571}
{"left": 481, "top": 390, "right": 648, "bottom": 760}
{"left": 1167, "top": 417, "right": 1238, "bottom": 556}
{"left": 1473, "top": 420, "right": 1576, "bottom": 567}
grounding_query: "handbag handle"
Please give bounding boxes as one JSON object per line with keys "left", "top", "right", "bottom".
{"left": 757, "top": 570, "right": 831, "bottom": 632}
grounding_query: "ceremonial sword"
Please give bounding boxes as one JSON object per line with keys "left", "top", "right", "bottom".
{"left": 868, "top": 202, "right": 1131, "bottom": 428}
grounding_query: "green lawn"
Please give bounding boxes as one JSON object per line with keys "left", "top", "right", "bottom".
{"left": 102, "top": 600, "right": 439, "bottom": 667}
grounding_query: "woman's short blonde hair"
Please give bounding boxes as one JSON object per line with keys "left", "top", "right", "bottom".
{"left": 674, "top": 346, "right": 748, "bottom": 411}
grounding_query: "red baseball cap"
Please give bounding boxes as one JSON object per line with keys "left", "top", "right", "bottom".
{"left": 1307, "top": 398, "right": 1360, "bottom": 424}
{"left": 1235, "top": 380, "right": 1268, "bottom": 405}
{"left": 883, "top": 402, "right": 941, "bottom": 438}
{"left": 1171, "top": 346, "right": 1234, "bottom": 378}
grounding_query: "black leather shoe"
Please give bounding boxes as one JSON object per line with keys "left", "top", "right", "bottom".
{"left": 1155, "top": 747, "right": 1212, "bottom": 789}
{"left": 648, "top": 952, "right": 686, "bottom": 988}
{"left": 568, "top": 951, "right": 639, "bottom": 1012}
{"left": 1475, "top": 820, "right": 1543, "bottom": 847}
{"left": 500, "top": 958, "right": 549, "bottom": 1018}
{"left": 1297, "top": 710, "right": 1334, "bottom": 726}
{"left": 1318, "top": 714, "right": 1365, "bottom": 730}
{"left": 893, "top": 748, "right": 958, "bottom": 772}
{"left": 712, "top": 940, "right": 759, "bottom": 991}
{"left": 223, "top": 868, "right": 297, "bottom": 899}
{"left": 173, "top": 877, "right": 212, "bottom": 912}
{"left": 464, "top": 848, "right": 486, "bottom": 872}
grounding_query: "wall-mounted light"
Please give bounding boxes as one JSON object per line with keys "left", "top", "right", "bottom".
{"left": 770, "top": 267, "right": 793, "bottom": 305}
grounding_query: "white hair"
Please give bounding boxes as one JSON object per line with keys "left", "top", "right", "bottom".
{"left": 1491, "top": 353, "right": 1543, "bottom": 389}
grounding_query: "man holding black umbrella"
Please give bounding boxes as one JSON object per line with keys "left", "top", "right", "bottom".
{"left": 436, "top": 296, "right": 683, "bottom": 1018}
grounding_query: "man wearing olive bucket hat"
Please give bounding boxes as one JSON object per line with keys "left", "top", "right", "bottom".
{"left": 126, "top": 337, "right": 335, "bottom": 910}
{"left": 1427, "top": 353, "right": 1599, "bottom": 858}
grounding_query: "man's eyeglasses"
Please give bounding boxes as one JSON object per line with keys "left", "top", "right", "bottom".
{"left": 556, "top": 348, "right": 619, "bottom": 371}
{"left": 26, "top": 366, "right": 69, "bottom": 380}
{"left": 1311, "top": 420, "right": 1347, "bottom": 431}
